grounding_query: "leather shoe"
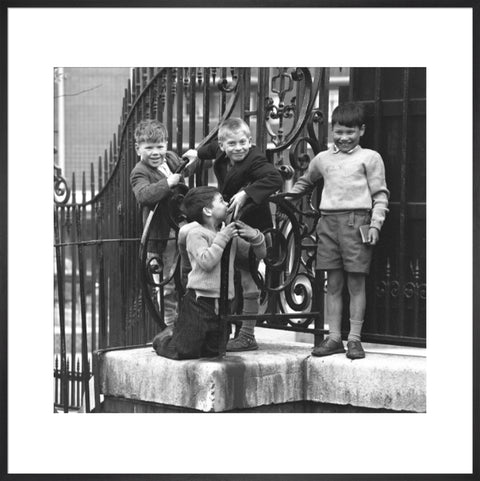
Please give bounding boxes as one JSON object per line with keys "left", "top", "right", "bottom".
{"left": 346, "top": 340, "right": 365, "bottom": 359}
{"left": 311, "top": 337, "right": 345, "bottom": 357}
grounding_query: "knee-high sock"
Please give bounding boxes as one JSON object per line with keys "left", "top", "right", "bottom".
{"left": 347, "top": 319, "right": 364, "bottom": 342}
{"left": 239, "top": 297, "right": 258, "bottom": 338}
{"left": 327, "top": 316, "right": 342, "bottom": 343}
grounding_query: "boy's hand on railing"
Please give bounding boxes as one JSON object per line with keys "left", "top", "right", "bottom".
{"left": 234, "top": 220, "right": 259, "bottom": 241}
{"left": 228, "top": 190, "right": 248, "bottom": 219}
{"left": 182, "top": 149, "right": 198, "bottom": 161}
{"left": 220, "top": 222, "right": 239, "bottom": 241}
{"left": 167, "top": 173, "right": 182, "bottom": 188}
{"left": 181, "top": 149, "right": 199, "bottom": 175}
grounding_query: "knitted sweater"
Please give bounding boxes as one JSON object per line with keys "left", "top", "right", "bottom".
{"left": 185, "top": 224, "right": 266, "bottom": 299}
{"left": 290, "top": 146, "right": 389, "bottom": 230}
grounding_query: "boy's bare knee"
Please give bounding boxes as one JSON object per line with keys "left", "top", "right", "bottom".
{"left": 327, "top": 269, "right": 344, "bottom": 295}
{"left": 347, "top": 272, "right": 366, "bottom": 296}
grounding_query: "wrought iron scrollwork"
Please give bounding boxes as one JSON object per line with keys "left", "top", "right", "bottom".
{"left": 139, "top": 198, "right": 184, "bottom": 329}
{"left": 246, "top": 193, "right": 321, "bottom": 327}
{"left": 376, "top": 257, "right": 426, "bottom": 301}
{"left": 217, "top": 68, "right": 239, "bottom": 93}
{"left": 54, "top": 165, "right": 70, "bottom": 205}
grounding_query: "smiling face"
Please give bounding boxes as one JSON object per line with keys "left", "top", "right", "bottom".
{"left": 332, "top": 123, "right": 365, "bottom": 153}
{"left": 219, "top": 130, "right": 252, "bottom": 163}
{"left": 135, "top": 141, "right": 167, "bottom": 168}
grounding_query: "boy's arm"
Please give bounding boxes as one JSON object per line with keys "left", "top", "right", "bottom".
{"left": 288, "top": 155, "right": 322, "bottom": 196}
{"left": 248, "top": 230, "right": 266, "bottom": 260}
{"left": 235, "top": 221, "right": 267, "bottom": 260}
{"left": 242, "top": 155, "right": 283, "bottom": 204}
{"left": 187, "top": 226, "right": 235, "bottom": 272}
{"left": 197, "top": 141, "right": 220, "bottom": 162}
{"left": 181, "top": 143, "right": 216, "bottom": 175}
{"left": 365, "top": 152, "right": 390, "bottom": 231}
{"left": 130, "top": 167, "right": 171, "bottom": 207}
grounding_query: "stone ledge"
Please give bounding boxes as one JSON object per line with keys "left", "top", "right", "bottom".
{"left": 96, "top": 340, "right": 426, "bottom": 413}
{"left": 306, "top": 352, "right": 426, "bottom": 412}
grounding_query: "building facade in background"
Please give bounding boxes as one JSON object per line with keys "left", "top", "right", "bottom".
{"left": 54, "top": 67, "right": 131, "bottom": 183}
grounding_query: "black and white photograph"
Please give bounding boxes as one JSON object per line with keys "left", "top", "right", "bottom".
{"left": 4, "top": 4, "right": 477, "bottom": 479}
{"left": 53, "top": 66, "right": 427, "bottom": 415}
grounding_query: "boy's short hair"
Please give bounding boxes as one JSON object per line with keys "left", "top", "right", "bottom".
{"left": 182, "top": 186, "right": 220, "bottom": 223}
{"left": 218, "top": 118, "right": 251, "bottom": 142}
{"left": 331, "top": 102, "right": 365, "bottom": 128}
{"left": 134, "top": 119, "right": 168, "bottom": 144}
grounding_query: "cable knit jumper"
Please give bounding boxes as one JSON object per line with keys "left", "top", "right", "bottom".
{"left": 290, "top": 146, "right": 389, "bottom": 230}
{"left": 185, "top": 224, "right": 266, "bottom": 299}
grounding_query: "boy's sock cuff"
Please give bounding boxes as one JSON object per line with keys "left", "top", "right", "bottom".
{"left": 347, "top": 319, "right": 364, "bottom": 342}
{"left": 239, "top": 319, "right": 256, "bottom": 337}
{"left": 327, "top": 333, "right": 342, "bottom": 343}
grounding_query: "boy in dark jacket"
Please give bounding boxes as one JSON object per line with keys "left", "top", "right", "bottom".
{"left": 130, "top": 119, "right": 190, "bottom": 327}
{"left": 183, "top": 118, "right": 283, "bottom": 351}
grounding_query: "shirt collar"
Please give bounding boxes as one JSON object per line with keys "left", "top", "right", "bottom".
{"left": 332, "top": 144, "right": 361, "bottom": 155}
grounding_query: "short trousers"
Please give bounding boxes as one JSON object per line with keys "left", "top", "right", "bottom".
{"left": 316, "top": 210, "right": 373, "bottom": 274}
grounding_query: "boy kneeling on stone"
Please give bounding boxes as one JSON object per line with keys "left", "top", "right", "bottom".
{"left": 153, "top": 186, "right": 266, "bottom": 360}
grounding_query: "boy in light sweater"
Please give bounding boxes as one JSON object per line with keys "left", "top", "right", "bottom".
{"left": 288, "top": 102, "right": 389, "bottom": 359}
{"left": 153, "top": 186, "right": 266, "bottom": 360}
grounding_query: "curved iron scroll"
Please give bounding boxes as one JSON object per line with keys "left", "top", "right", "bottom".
{"left": 54, "top": 165, "right": 71, "bottom": 205}
{"left": 244, "top": 193, "right": 321, "bottom": 328}
{"left": 139, "top": 71, "right": 245, "bottom": 327}
{"left": 139, "top": 183, "right": 189, "bottom": 329}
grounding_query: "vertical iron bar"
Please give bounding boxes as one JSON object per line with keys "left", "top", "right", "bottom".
{"left": 384, "top": 258, "right": 391, "bottom": 333}
{"left": 90, "top": 164, "right": 97, "bottom": 352}
{"left": 70, "top": 177, "right": 77, "bottom": 404}
{"left": 66, "top": 357, "right": 70, "bottom": 408}
{"left": 166, "top": 69, "right": 174, "bottom": 151}
{"left": 218, "top": 240, "right": 233, "bottom": 358}
{"left": 54, "top": 356, "right": 59, "bottom": 405}
{"left": 75, "top": 205, "right": 90, "bottom": 412}
{"left": 398, "top": 68, "right": 410, "bottom": 335}
{"left": 312, "top": 269, "right": 325, "bottom": 347}
{"left": 412, "top": 259, "right": 420, "bottom": 337}
{"left": 370, "top": 69, "right": 382, "bottom": 333}
{"left": 348, "top": 68, "right": 355, "bottom": 101}
{"left": 373, "top": 68, "right": 382, "bottom": 150}
{"left": 257, "top": 68, "right": 269, "bottom": 153}
{"left": 220, "top": 67, "right": 227, "bottom": 116}
{"left": 76, "top": 357, "right": 81, "bottom": 407}
{"left": 201, "top": 67, "right": 211, "bottom": 186}
{"left": 98, "top": 241, "right": 107, "bottom": 348}
{"left": 318, "top": 68, "right": 330, "bottom": 151}
{"left": 176, "top": 68, "right": 184, "bottom": 155}
{"left": 189, "top": 68, "right": 198, "bottom": 187}
{"left": 241, "top": 67, "right": 251, "bottom": 124}
{"left": 54, "top": 209, "right": 69, "bottom": 413}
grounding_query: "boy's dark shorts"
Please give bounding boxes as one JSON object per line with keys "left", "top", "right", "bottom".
{"left": 153, "top": 289, "right": 228, "bottom": 360}
{"left": 316, "top": 210, "right": 373, "bottom": 275}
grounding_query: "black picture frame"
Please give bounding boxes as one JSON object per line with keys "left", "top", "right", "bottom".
{"left": 1, "top": 1, "right": 478, "bottom": 480}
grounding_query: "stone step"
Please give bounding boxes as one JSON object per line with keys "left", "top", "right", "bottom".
{"left": 95, "top": 340, "right": 426, "bottom": 413}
